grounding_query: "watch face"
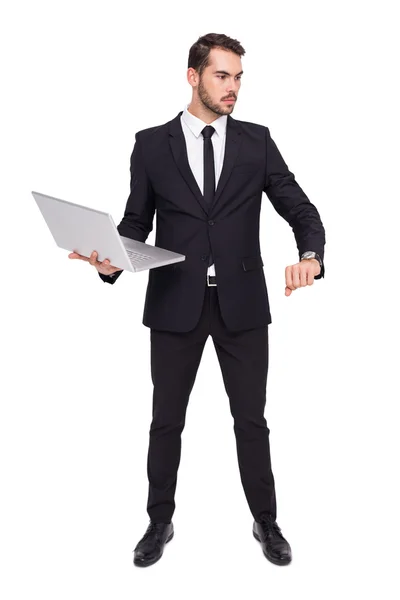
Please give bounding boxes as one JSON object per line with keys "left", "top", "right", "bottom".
{"left": 302, "top": 252, "right": 315, "bottom": 259}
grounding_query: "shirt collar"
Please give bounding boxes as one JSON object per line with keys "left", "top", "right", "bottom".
{"left": 182, "top": 103, "right": 227, "bottom": 139}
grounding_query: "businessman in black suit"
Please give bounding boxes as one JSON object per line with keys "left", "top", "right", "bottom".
{"left": 69, "top": 33, "right": 325, "bottom": 567}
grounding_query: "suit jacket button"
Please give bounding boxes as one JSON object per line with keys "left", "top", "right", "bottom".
{"left": 201, "top": 255, "right": 207, "bottom": 261}
{"left": 208, "top": 220, "right": 214, "bottom": 225}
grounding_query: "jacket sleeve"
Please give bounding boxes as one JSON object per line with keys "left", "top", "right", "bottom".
{"left": 99, "top": 133, "right": 156, "bottom": 285}
{"left": 263, "top": 127, "right": 326, "bottom": 279}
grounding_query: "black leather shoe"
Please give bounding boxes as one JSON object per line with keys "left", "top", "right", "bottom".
{"left": 253, "top": 514, "right": 292, "bottom": 565}
{"left": 133, "top": 521, "right": 174, "bottom": 567}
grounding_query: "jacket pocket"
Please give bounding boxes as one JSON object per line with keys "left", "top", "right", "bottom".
{"left": 242, "top": 255, "right": 264, "bottom": 271}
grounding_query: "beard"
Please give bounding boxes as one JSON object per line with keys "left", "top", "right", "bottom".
{"left": 198, "top": 78, "right": 235, "bottom": 116}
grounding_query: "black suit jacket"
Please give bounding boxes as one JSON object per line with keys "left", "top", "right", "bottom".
{"left": 99, "top": 111, "right": 325, "bottom": 332}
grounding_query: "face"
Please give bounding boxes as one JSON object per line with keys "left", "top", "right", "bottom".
{"left": 193, "top": 47, "right": 243, "bottom": 116}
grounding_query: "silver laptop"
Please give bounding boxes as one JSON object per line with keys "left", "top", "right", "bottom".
{"left": 32, "top": 191, "right": 186, "bottom": 273}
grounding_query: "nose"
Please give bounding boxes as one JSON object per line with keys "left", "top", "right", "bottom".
{"left": 226, "top": 81, "right": 239, "bottom": 96}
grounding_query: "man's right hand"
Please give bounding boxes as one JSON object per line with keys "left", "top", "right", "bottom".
{"left": 68, "top": 250, "right": 123, "bottom": 276}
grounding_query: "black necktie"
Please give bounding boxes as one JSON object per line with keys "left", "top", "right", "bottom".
{"left": 201, "top": 125, "right": 215, "bottom": 266}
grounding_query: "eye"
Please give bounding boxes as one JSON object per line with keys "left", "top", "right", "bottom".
{"left": 217, "top": 75, "right": 242, "bottom": 80}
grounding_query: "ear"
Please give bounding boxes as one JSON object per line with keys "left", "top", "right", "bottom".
{"left": 187, "top": 67, "right": 198, "bottom": 87}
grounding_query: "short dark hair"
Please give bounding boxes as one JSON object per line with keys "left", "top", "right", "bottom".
{"left": 188, "top": 33, "right": 245, "bottom": 78}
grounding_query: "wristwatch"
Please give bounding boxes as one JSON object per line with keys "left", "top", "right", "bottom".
{"left": 300, "top": 251, "right": 322, "bottom": 268}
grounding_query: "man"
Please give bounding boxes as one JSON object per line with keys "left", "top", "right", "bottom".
{"left": 69, "top": 33, "right": 325, "bottom": 567}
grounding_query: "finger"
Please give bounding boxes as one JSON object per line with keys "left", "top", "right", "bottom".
{"left": 300, "top": 264, "right": 308, "bottom": 287}
{"left": 306, "top": 270, "right": 315, "bottom": 285}
{"left": 285, "top": 286, "right": 292, "bottom": 296}
{"left": 68, "top": 252, "right": 89, "bottom": 261}
{"left": 292, "top": 265, "right": 301, "bottom": 289}
{"left": 89, "top": 251, "right": 98, "bottom": 266}
{"left": 285, "top": 266, "right": 294, "bottom": 290}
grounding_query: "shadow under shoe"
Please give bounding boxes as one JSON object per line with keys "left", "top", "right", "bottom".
{"left": 133, "top": 521, "right": 174, "bottom": 567}
{"left": 253, "top": 514, "right": 292, "bottom": 565}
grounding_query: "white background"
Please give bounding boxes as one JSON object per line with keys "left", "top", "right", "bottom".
{"left": 1, "top": 0, "right": 399, "bottom": 597}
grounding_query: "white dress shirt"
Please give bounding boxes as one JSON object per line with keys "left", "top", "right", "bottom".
{"left": 180, "top": 103, "right": 227, "bottom": 277}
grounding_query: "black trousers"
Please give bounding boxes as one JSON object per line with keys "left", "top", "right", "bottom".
{"left": 147, "top": 283, "right": 277, "bottom": 523}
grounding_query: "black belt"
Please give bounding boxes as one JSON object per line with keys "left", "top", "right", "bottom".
{"left": 207, "top": 274, "right": 217, "bottom": 286}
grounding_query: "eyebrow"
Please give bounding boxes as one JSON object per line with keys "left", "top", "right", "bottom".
{"left": 214, "top": 70, "right": 243, "bottom": 76}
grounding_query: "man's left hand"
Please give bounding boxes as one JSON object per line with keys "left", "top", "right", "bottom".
{"left": 285, "top": 259, "right": 321, "bottom": 296}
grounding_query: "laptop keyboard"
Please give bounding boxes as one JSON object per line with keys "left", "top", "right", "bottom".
{"left": 125, "top": 248, "right": 154, "bottom": 265}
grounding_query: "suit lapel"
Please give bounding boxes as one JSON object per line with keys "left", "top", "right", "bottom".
{"left": 168, "top": 111, "right": 242, "bottom": 216}
{"left": 168, "top": 112, "right": 208, "bottom": 214}
{"left": 211, "top": 115, "right": 242, "bottom": 212}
